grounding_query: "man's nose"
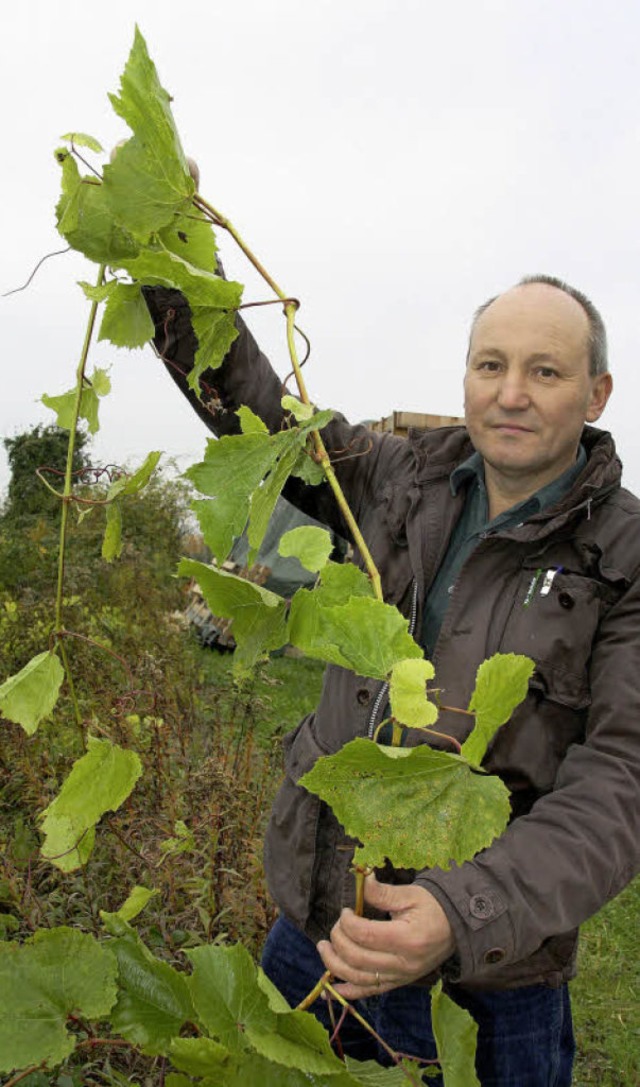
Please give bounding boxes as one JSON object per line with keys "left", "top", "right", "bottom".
{"left": 496, "top": 373, "right": 530, "bottom": 410}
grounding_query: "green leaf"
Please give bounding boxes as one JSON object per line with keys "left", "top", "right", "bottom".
{"left": 190, "top": 307, "right": 240, "bottom": 383}
{"left": 102, "top": 499, "right": 123, "bottom": 562}
{"left": 300, "top": 738, "right": 511, "bottom": 870}
{"left": 0, "top": 651, "right": 64, "bottom": 735}
{"left": 178, "top": 560, "right": 288, "bottom": 674}
{"left": 237, "top": 406, "right": 268, "bottom": 435}
{"left": 431, "top": 981, "right": 480, "bottom": 1087}
{"left": 290, "top": 446, "right": 326, "bottom": 486}
{"left": 461, "top": 653, "right": 535, "bottom": 766}
{"left": 344, "top": 1057, "right": 425, "bottom": 1085}
{"left": 314, "top": 561, "right": 375, "bottom": 604}
{"left": 389, "top": 658, "right": 438, "bottom": 728}
{"left": 187, "top": 944, "right": 345, "bottom": 1076}
{"left": 98, "top": 281, "right": 155, "bottom": 348}
{"left": 281, "top": 395, "right": 314, "bottom": 421}
{"left": 106, "top": 885, "right": 159, "bottom": 923}
{"left": 107, "top": 451, "right": 162, "bottom": 500}
{"left": 288, "top": 593, "right": 421, "bottom": 680}
{"left": 190, "top": 411, "right": 335, "bottom": 565}
{"left": 0, "top": 927, "right": 117, "bottom": 1074}
{"left": 60, "top": 131, "right": 104, "bottom": 152}
{"left": 40, "top": 737, "right": 143, "bottom": 872}
{"left": 187, "top": 430, "right": 277, "bottom": 562}
{"left": 42, "top": 367, "right": 111, "bottom": 436}
{"left": 121, "top": 248, "right": 241, "bottom": 310}
{"left": 55, "top": 149, "right": 140, "bottom": 263}
{"left": 158, "top": 209, "right": 218, "bottom": 272}
{"left": 102, "top": 916, "right": 195, "bottom": 1055}
{"left": 170, "top": 1036, "right": 231, "bottom": 1076}
{"left": 278, "top": 526, "right": 333, "bottom": 573}
{"left": 102, "top": 27, "right": 194, "bottom": 235}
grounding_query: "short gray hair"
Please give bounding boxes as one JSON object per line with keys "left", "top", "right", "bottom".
{"left": 469, "top": 274, "right": 609, "bottom": 376}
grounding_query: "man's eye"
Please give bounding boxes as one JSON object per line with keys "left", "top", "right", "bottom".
{"left": 536, "top": 367, "right": 558, "bottom": 379}
{"left": 478, "top": 360, "right": 501, "bottom": 372}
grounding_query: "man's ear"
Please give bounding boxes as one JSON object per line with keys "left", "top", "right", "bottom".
{"left": 586, "top": 372, "right": 613, "bottom": 423}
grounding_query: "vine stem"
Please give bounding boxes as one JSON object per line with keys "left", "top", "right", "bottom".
{"left": 2, "top": 1063, "right": 47, "bottom": 1087}
{"left": 323, "top": 982, "right": 423, "bottom": 1086}
{"left": 53, "top": 262, "right": 106, "bottom": 750}
{"left": 295, "top": 969, "right": 332, "bottom": 1011}
{"left": 193, "top": 196, "right": 383, "bottom": 602}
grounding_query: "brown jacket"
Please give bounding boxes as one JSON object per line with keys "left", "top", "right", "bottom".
{"left": 147, "top": 290, "right": 640, "bottom": 991}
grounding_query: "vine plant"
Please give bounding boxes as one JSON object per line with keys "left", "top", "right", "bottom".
{"left": 0, "top": 28, "right": 535, "bottom": 1087}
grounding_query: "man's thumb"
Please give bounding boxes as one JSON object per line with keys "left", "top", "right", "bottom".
{"left": 363, "top": 873, "right": 413, "bottom": 914}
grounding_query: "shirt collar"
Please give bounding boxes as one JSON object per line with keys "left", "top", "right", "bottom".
{"left": 450, "top": 444, "right": 588, "bottom": 514}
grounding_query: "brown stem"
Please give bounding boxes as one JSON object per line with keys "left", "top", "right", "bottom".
{"left": 2, "top": 1063, "right": 47, "bottom": 1087}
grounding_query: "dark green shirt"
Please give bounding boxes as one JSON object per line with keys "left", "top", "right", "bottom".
{"left": 421, "top": 446, "right": 587, "bottom": 657}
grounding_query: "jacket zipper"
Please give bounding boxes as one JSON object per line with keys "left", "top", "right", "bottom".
{"left": 367, "top": 578, "right": 419, "bottom": 739}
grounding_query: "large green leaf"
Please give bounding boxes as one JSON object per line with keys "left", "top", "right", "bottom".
{"left": 170, "top": 1036, "right": 232, "bottom": 1077}
{"left": 187, "top": 944, "right": 346, "bottom": 1076}
{"left": 121, "top": 248, "right": 241, "bottom": 310}
{"left": 55, "top": 149, "right": 140, "bottom": 263}
{"left": 0, "top": 651, "right": 64, "bottom": 735}
{"left": 461, "top": 653, "right": 535, "bottom": 766}
{"left": 389, "top": 658, "right": 438, "bottom": 728}
{"left": 299, "top": 738, "right": 511, "bottom": 870}
{"left": 40, "top": 737, "right": 143, "bottom": 872}
{"left": 0, "top": 927, "right": 117, "bottom": 1074}
{"left": 102, "top": 915, "right": 194, "bottom": 1055}
{"left": 188, "top": 411, "right": 333, "bottom": 565}
{"left": 431, "top": 982, "right": 480, "bottom": 1087}
{"left": 102, "top": 27, "right": 194, "bottom": 236}
{"left": 178, "top": 560, "right": 288, "bottom": 674}
{"left": 158, "top": 208, "right": 218, "bottom": 272}
{"left": 288, "top": 592, "right": 421, "bottom": 680}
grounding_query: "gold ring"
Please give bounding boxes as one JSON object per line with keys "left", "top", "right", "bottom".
{"left": 375, "top": 971, "right": 381, "bottom": 989}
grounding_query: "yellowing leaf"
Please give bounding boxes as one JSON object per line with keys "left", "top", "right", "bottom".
{"left": 40, "top": 738, "right": 143, "bottom": 872}
{"left": 300, "top": 738, "right": 511, "bottom": 870}
{"left": 462, "top": 653, "right": 535, "bottom": 766}
{"left": 389, "top": 658, "right": 438, "bottom": 728}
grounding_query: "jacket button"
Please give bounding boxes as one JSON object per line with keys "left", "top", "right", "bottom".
{"left": 558, "top": 591, "right": 574, "bottom": 609}
{"left": 356, "top": 688, "right": 371, "bottom": 706}
{"left": 483, "top": 947, "right": 505, "bottom": 965}
{"left": 469, "top": 894, "right": 494, "bottom": 920}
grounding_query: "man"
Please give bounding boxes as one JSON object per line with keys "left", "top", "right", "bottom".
{"left": 146, "top": 274, "right": 640, "bottom": 1086}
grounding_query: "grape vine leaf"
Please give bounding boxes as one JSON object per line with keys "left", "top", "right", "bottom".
{"left": 158, "top": 208, "right": 218, "bottom": 272}
{"left": 389, "top": 658, "right": 438, "bottom": 728}
{"left": 170, "top": 1036, "right": 231, "bottom": 1076}
{"left": 42, "top": 366, "right": 111, "bottom": 435}
{"left": 98, "top": 281, "right": 155, "bottom": 347}
{"left": 107, "top": 451, "right": 162, "bottom": 500}
{"left": 101, "top": 914, "right": 195, "bottom": 1055}
{"left": 279, "top": 526, "right": 333, "bottom": 572}
{"left": 40, "top": 737, "right": 143, "bottom": 872}
{"left": 102, "top": 500, "right": 123, "bottom": 561}
{"left": 461, "top": 653, "right": 535, "bottom": 767}
{"left": 188, "top": 410, "right": 333, "bottom": 564}
{"left": 186, "top": 944, "right": 347, "bottom": 1077}
{"left": 314, "top": 561, "right": 375, "bottom": 603}
{"left": 0, "top": 650, "right": 64, "bottom": 735}
{"left": 102, "top": 884, "right": 159, "bottom": 923}
{"left": 238, "top": 405, "right": 269, "bottom": 435}
{"left": 281, "top": 395, "right": 314, "bottom": 422}
{"left": 102, "top": 26, "right": 194, "bottom": 236}
{"left": 343, "top": 1058, "right": 425, "bottom": 1085}
{"left": 0, "top": 927, "right": 118, "bottom": 1074}
{"left": 60, "top": 131, "right": 104, "bottom": 153}
{"left": 178, "top": 560, "right": 288, "bottom": 674}
{"left": 288, "top": 592, "right": 421, "bottom": 680}
{"left": 299, "top": 738, "right": 511, "bottom": 870}
{"left": 431, "top": 981, "right": 480, "bottom": 1087}
{"left": 55, "top": 149, "right": 140, "bottom": 263}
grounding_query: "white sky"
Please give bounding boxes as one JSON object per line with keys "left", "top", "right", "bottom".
{"left": 2, "top": 0, "right": 640, "bottom": 495}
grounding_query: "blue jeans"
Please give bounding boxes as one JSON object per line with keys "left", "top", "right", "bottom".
{"left": 261, "top": 915, "right": 575, "bottom": 1086}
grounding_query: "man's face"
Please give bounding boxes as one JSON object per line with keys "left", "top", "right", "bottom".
{"left": 464, "top": 283, "right": 612, "bottom": 496}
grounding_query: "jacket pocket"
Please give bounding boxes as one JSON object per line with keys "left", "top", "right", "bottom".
{"left": 487, "top": 661, "right": 591, "bottom": 798}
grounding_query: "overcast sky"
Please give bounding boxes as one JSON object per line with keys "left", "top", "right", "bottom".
{"left": 3, "top": 0, "right": 640, "bottom": 497}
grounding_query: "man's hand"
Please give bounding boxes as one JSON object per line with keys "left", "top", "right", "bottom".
{"left": 316, "top": 875, "right": 455, "bottom": 999}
